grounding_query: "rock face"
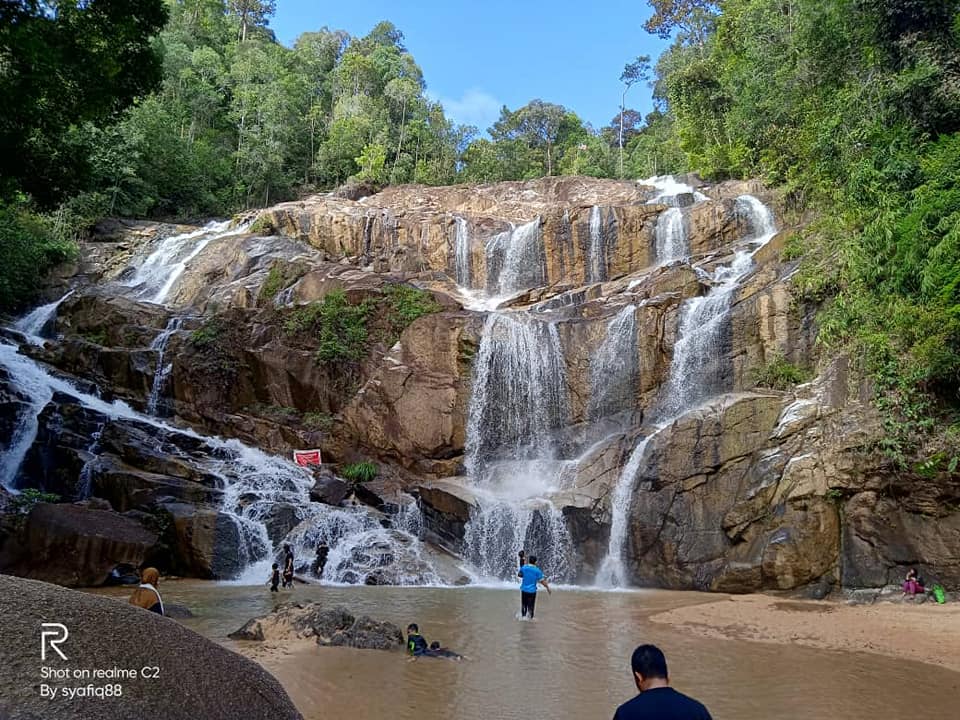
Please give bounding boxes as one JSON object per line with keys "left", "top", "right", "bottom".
{"left": 3, "top": 174, "right": 958, "bottom": 593}
{"left": 229, "top": 602, "right": 404, "bottom": 651}
{"left": 0, "top": 574, "right": 302, "bottom": 720}
{"left": 0, "top": 502, "right": 158, "bottom": 587}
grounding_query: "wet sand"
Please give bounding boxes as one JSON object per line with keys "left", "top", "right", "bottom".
{"left": 650, "top": 593, "right": 960, "bottom": 673}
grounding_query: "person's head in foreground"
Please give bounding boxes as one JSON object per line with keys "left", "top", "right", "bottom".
{"left": 631, "top": 644, "right": 669, "bottom": 691}
{"left": 528, "top": 555, "right": 537, "bottom": 565}
{"left": 613, "top": 644, "right": 713, "bottom": 720}
{"left": 407, "top": 623, "right": 419, "bottom": 635}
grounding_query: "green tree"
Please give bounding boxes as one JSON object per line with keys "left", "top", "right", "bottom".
{"left": 0, "top": 0, "right": 169, "bottom": 204}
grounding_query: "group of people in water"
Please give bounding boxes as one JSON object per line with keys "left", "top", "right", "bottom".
{"left": 269, "top": 541, "right": 328, "bottom": 591}
{"left": 142, "top": 543, "right": 960, "bottom": 718}
{"left": 121, "top": 550, "right": 718, "bottom": 718}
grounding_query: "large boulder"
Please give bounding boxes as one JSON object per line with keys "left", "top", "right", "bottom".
{"left": 159, "top": 502, "right": 244, "bottom": 579}
{"left": 0, "top": 575, "right": 302, "bottom": 720}
{"left": 0, "top": 502, "right": 158, "bottom": 587}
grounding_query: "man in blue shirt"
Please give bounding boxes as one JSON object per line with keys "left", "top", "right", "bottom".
{"left": 613, "top": 644, "right": 712, "bottom": 720}
{"left": 517, "top": 554, "right": 551, "bottom": 619}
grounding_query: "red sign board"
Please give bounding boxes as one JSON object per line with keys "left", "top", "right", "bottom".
{"left": 293, "top": 449, "right": 323, "bottom": 466}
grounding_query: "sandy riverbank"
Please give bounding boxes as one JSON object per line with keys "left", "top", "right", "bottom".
{"left": 650, "top": 594, "right": 960, "bottom": 673}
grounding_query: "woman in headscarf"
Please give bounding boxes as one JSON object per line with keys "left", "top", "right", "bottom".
{"left": 128, "top": 567, "right": 164, "bottom": 615}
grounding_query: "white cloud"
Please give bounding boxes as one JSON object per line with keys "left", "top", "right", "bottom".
{"left": 434, "top": 88, "right": 502, "bottom": 130}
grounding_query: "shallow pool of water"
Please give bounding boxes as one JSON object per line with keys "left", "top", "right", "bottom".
{"left": 96, "top": 582, "right": 960, "bottom": 719}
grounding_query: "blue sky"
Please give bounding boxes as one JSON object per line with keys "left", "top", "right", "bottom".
{"left": 271, "top": 1, "right": 671, "bottom": 132}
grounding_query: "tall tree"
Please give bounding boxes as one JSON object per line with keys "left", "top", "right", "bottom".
{"left": 618, "top": 56, "right": 651, "bottom": 177}
{"left": 228, "top": 0, "right": 276, "bottom": 42}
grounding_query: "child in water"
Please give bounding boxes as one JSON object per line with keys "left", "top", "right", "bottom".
{"left": 268, "top": 563, "right": 280, "bottom": 592}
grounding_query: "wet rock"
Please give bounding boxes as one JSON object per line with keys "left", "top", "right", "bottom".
{"left": 230, "top": 602, "right": 403, "bottom": 650}
{"left": 160, "top": 502, "right": 244, "bottom": 579}
{"left": 260, "top": 502, "right": 303, "bottom": 544}
{"left": 309, "top": 469, "right": 350, "bottom": 506}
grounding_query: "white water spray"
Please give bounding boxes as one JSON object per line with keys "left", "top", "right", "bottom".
{"left": 123, "top": 220, "right": 251, "bottom": 305}
{"left": 13, "top": 290, "right": 75, "bottom": 346}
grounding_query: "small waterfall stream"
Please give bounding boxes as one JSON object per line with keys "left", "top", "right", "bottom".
{"left": 146, "top": 317, "right": 184, "bottom": 416}
{"left": 588, "top": 305, "right": 639, "bottom": 420}
{"left": 13, "top": 290, "right": 75, "bottom": 345}
{"left": 655, "top": 207, "right": 687, "bottom": 264}
{"left": 453, "top": 216, "right": 472, "bottom": 287}
{"left": 123, "top": 220, "right": 251, "bottom": 304}
{"left": 596, "top": 193, "right": 778, "bottom": 587}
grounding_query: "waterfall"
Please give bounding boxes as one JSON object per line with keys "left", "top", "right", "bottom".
{"left": 0, "top": 340, "right": 440, "bottom": 583}
{"left": 594, "top": 433, "right": 655, "bottom": 587}
{"left": 453, "top": 216, "right": 472, "bottom": 287}
{"left": 655, "top": 207, "right": 687, "bottom": 264}
{"left": 462, "top": 496, "right": 571, "bottom": 582}
{"left": 465, "top": 312, "right": 569, "bottom": 478}
{"left": 461, "top": 311, "right": 574, "bottom": 582}
{"left": 146, "top": 317, "right": 184, "bottom": 416}
{"left": 588, "top": 305, "right": 639, "bottom": 420}
{"left": 123, "top": 220, "right": 250, "bottom": 305}
{"left": 596, "top": 194, "right": 779, "bottom": 586}
{"left": 75, "top": 422, "right": 105, "bottom": 500}
{"left": 588, "top": 206, "right": 606, "bottom": 282}
{"left": 494, "top": 218, "right": 543, "bottom": 296}
{"left": 13, "top": 290, "right": 75, "bottom": 346}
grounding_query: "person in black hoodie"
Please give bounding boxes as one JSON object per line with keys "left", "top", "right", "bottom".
{"left": 613, "top": 644, "right": 712, "bottom": 720}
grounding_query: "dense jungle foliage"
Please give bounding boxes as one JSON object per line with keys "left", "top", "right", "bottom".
{"left": 2, "top": 0, "right": 958, "bottom": 466}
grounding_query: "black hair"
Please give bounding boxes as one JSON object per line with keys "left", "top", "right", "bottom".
{"left": 430, "top": 641, "right": 440, "bottom": 649}
{"left": 407, "top": 623, "right": 419, "bottom": 633}
{"left": 272, "top": 563, "right": 278, "bottom": 569}
{"left": 284, "top": 544, "right": 291, "bottom": 550}
{"left": 631, "top": 644, "right": 668, "bottom": 680}
{"left": 528, "top": 555, "right": 538, "bottom": 564}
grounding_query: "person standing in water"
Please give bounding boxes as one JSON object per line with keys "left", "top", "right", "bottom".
{"left": 268, "top": 563, "right": 281, "bottom": 592}
{"left": 517, "top": 554, "right": 550, "bottom": 619}
{"left": 128, "top": 567, "right": 164, "bottom": 615}
{"left": 312, "top": 541, "right": 329, "bottom": 579}
{"left": 613, "top": 644, "right": 712, "bottom": 720}
{"left": 282, "top": 544, "right": 295, "bottom": 588}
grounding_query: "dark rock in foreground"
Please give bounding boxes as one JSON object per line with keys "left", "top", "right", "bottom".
{"left": 229, "top": 602, "right": 403, "bottom": 650}
{"left": 0, "top": 575, "right": 302, "bottom": 720}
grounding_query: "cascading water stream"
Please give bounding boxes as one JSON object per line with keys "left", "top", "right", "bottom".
{"left": 588, "top": 305, "right": 639, "bottom": 420}
{"left": 0, "top": 339, "right": 440, "bottom": 583}
{"left": 494, "top": 218, "right": 543, "bottom": 297}
{"left": 655, "top": 207, "right": 687, "bottom": 265}
{"left": 453, "top": 216, "right": 472, "bottom": 287}
{"left": 13, "top": 290, "right": 75, "bottom": 346}
{"left": 641, "top": 175, "right": 709, "bottom": 206}
{"left": 596, "top": 194, "right": 778, "bottom": 587}
{"left": 146, "top": 317, "right": 184, "bottom": 416}
{"left": 461, "top": 311, "right": 575, "bottom": 581}
{"left": 588, "top": 206, "right": 606, "bottom": 282}
{"left": 123, "top": 220, "right": 251, "bottom": 304}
